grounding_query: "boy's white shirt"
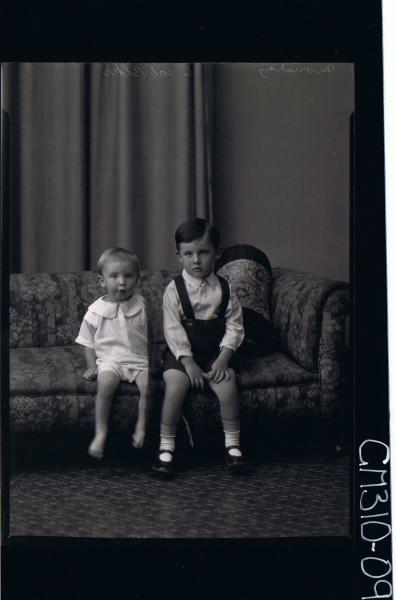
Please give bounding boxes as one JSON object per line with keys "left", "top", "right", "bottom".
{"left": 163, "top": 269, "right": 245, "bottom": 360}
{"left": 75, "top": 292, "right": 149, "bottom": 370}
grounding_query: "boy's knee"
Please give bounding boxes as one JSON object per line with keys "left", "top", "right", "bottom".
{"left": 163, "top": 369, "right": 190, "bottom": 391}
{"left": 212, "top": 369, "right": 236, "bottom": 387}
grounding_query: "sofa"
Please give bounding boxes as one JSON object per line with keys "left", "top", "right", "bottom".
{"left": 8, "top": 250, "right": 349, "bottom": 451}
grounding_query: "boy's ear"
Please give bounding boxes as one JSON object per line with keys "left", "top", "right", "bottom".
{"left": 216, "top": 246, "right": 223, "bottom": 260}
{"left": 176, "top": 251, "right": 183, "bottom": 265}
{"left": 97, "top": 273, "right": 106, "bottom": 289}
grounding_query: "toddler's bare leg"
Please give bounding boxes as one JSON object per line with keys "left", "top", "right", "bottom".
{"left": 89, "top": 370, "right": 120, "bottom": 459}
{"left": 132, "top": 371, "right": 150, "bottom": 448}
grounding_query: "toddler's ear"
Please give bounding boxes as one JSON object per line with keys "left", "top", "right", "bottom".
{"left": 97, "top": 274, "right": 106, "bottom": 289}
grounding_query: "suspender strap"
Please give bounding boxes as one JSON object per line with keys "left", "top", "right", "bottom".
{"left": 217, "top": 276, "right": 230, "bottom": 318}
{"left": 174, "top": 275, "right": 195, "bottom": 320}
{"left": 174, "top": 274, "right": 230, "bottom": 320}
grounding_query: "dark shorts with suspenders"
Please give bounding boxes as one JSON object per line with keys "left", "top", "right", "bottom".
{"left": 162, "top": 274, "right": 236, "bottom": 374}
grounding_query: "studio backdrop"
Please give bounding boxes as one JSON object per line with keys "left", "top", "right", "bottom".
{"left": 2, "top": 62, "right": 353, "bottom": 280}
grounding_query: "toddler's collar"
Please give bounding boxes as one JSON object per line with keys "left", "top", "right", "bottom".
{"left": 89, "top": 294, "right": 144, "bottom": 318}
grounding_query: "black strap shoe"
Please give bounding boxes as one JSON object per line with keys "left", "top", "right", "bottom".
{"left": 152, "top": 450, "right": 175, "bottom": 477}
{"left": 225, "top": 446, "right": 248, "bottom": 472}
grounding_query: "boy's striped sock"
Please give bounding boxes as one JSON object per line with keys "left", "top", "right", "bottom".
{"left": 159, "top": 422, "right": 177, "bottom": 462}
{"left": 222, "top": 417, "right": 242, "bottom": 456}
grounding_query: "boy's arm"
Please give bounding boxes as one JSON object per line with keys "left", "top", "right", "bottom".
{"left": 208, "top": 287, "right": 245, "bottom": 383}
{"left": 219, "top": 286, "right": 245, "bottom": 358}
{"left": 163, "top": 285, "right": 194, "bottom": 360}
{"left": 163, "top": 285, "right": 205, "bottom": 389}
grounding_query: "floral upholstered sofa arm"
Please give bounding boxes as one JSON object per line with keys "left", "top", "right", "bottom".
{"left": 318, "top": 288, "right": 349, "bottom": 416}
{"left": 270, "top": 267, "right": 349, "bottom": 415}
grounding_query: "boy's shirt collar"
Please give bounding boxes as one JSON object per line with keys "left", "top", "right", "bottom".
{"left": 88, "top": 293, "right": 144, "bottom": 318}
{"left": 182, "top": 269, "right": 216, "bottom": 289}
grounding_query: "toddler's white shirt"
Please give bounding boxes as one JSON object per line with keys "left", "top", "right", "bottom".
{"left": 163, "top": 270, "right": 245, "bottom": 360}
{"left": 75, "top": 293, "right": 149, "bottom": 370}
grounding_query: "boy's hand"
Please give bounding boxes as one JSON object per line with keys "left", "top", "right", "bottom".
{"left": 83, "top": 366, "right": 98, "bottom": 381}
{"left": 181, "top": 357, "right": 206, "bottom": 390}
{"left": 132, "top": 426, "right": 145, "bottom": 448}
{"left": 207, "top": 355, "right": 230, "bottom": 384}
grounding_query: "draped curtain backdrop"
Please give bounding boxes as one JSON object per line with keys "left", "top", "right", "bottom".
{"left": 3, "top": 63, "right": 214, "bottom": 273}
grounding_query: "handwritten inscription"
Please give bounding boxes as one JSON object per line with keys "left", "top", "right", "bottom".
{"left": 103, "top": 64, "right": 193, "bottom": 78}
{"left": 259, "top": 63, "right": 335, "bottom": 79}
{"left": 359, "top": 440, "right": 392, "bottom": 599}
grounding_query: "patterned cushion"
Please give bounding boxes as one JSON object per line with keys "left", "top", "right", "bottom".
{"left": 9, "top": 272, "right": 102, "bottom": 348}
{"left": 236, "top": 353, "right": 318, "bottom": 388}
{"left": 216, "top": 245, "right": 276, "bottom": 355}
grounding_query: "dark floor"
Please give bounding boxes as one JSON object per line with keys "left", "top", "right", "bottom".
{"left": 8, "top": 433, "right": 351, "bottom": 538}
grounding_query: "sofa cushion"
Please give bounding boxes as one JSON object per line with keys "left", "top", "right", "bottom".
{"left": 10, "top": 346, "right": 317, "bottom": 398}
{"left": 216, "top": 245, "right": 276, "bottom": 354}
{"left": 236, "top": 353, "right": 318, "bottom": 388}
{"left": 9, "top": 345, "right": 166, "bottom": 397}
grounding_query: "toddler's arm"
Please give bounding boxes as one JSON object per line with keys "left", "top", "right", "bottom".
{"left": 76, "top": 315, "right": 98, "bottom": 381}
{"left": 83, "top": 347, "right": 98, "bottom": 381}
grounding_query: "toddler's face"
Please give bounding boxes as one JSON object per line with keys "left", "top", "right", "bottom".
{"left": 99, "top": 258, "right": 139, "bottom": 302}
{"left": 177, "top": 232, "right": 220, "bottom": 279}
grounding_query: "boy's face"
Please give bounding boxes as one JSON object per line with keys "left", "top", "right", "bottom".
{"left": 98, "top": 258, "right": 139, "bottom": 302}
{"left": 177, "top": 232, "right": 220, "bottom": 279}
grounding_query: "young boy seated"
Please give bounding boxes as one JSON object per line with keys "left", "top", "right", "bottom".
{"left": 152, "top": 218, "right": 246, "bottom": 477}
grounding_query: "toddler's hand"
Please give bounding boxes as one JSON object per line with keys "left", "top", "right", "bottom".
{"left": 207, "top": 357, "right": 230, "bottom": 384}
{"left": 83, "top": 366, "right": 98, "bottom": 381}
{"left": 132, "top": 426, "right": 145, "bottom": 448}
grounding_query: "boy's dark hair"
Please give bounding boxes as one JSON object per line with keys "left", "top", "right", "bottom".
{"left": 175, "top": 218, "right": 220, "bottom": 251}
{"left": 97, "top": 247, "right": 140, "bottom": 275}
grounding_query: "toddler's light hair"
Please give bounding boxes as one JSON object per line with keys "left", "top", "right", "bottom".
{"left": 97, "top": 247, "right": 140, "bottom": 276}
